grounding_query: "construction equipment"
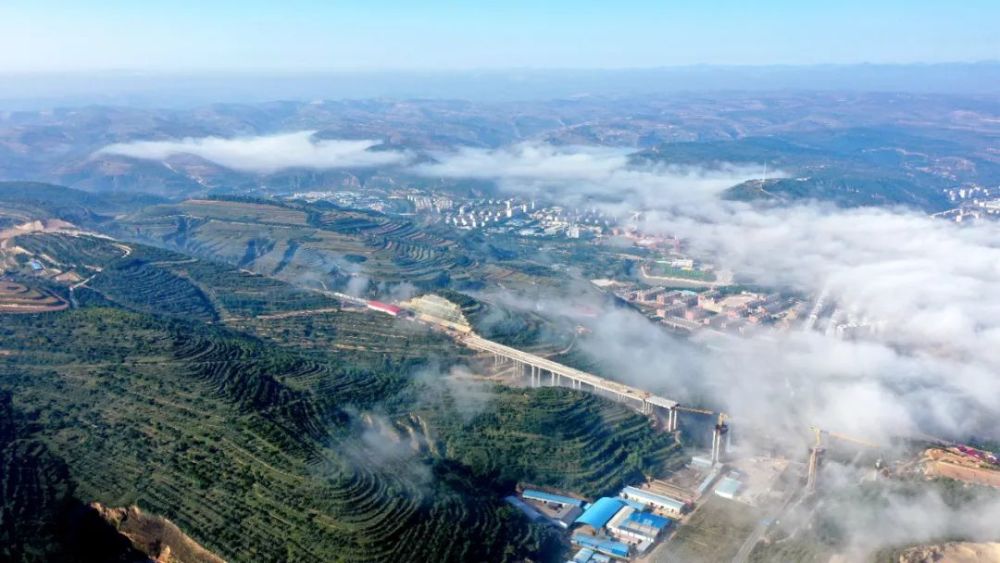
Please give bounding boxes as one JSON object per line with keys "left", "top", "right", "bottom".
{"left": 806, "top": 426, "right": 880, "bottom": 493}
{"left": 676, "top": 406, "right": 715, "bottom": 415}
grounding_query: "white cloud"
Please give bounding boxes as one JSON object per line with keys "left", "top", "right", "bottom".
{"left": 654, "top": 205, "right": 1000, "bottom": 369}
{"left": 97, "top": 131, "right": 412, "bottom": 173}
{"left": 423, "top": 142, "right": 1000, "bottom": 448}
{"left": 422, "top": 141, "right": 1000, "bottom": 556}
{"left": 414, "top": 142, "right": 768, "bottom": 207}
{"left": 415, "top": 143, "right": 633, "bottom": 182}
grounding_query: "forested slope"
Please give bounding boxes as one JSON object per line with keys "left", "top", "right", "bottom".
{"left": 0, "top": 232, "right": 681, "bottom": 562}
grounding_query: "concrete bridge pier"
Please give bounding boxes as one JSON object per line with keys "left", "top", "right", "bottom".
{"left": 666, "top": 407, "right": 678, "bottom": 432}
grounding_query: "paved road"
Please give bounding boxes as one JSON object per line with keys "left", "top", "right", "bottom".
{"left": 732, "top": 486, "right": 801, "bottom": 563}
{"left": 732, "top": 514, "right": 769, "bottom": 563}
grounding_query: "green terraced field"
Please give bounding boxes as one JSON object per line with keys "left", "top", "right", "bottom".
{"left": 0, "top": 308, "right": 555, "bottom": 562}
{"left": 12, "top": 232, "right": 340, "bottom": 320}
{"left": 0, "top": 232, "right": 682, "bottom": 562}
{"left": 108, "top": 197, "right": 557, "bottom": 293}
{"left": 14, "top": 232, "right": 130, "bottom": 267}
{"left": 424, "top": 386, "right": 683, "bottom": 498}
{"left": 91, "top": 259, "right": 219, "bottom": 322}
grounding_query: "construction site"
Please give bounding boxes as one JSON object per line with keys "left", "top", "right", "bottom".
{"left": 1, "top": 220, "right": 996, "bottom": 562}
{"left": 373, "top": 293, "right": 1000, "bottom": 561}
{"left": 502, "top": 440, "right": 800, "bottom": 562}
{"left": 921, "top": 445, "right": 1000, "bottom": 488}
{"left": 454, "top": 331, "right": 783, "bottom": 560}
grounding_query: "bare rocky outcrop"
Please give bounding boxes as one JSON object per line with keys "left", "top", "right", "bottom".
{"left": 90, "top": 503, "right": 226, "bottom": 563}
{"left": 896, "top": 542, "right": 1000, "bottom": 563}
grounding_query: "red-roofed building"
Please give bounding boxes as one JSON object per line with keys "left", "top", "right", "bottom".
{"left": 366, "top": 300, "right": 402, "bottom": 316}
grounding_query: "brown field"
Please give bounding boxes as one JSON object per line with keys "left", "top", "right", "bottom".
{"left": 898, "top": 542, "right": 1000, "bottom": 563}
{"left": 0, "top": 281, "right": 68, "bottom": 313}
{"left": 924, "top": 449, "right": 1000, "bottom": 488}
{"left": 180, "top": 199, "right": 309, "bottom": 226}
{"left": 658, "top": 495, "right": 761, "bottom": 562}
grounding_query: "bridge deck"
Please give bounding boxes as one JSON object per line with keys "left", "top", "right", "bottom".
{"left": 462, "top": 335, "right": 677, "bottom": 409}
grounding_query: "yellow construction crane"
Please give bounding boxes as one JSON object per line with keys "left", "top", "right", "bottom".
{"left": 825, "top": 430, "right": 879, "bottom": 450}
{"left": 676, "top": 405, "right": 715, "bottom": 416}
{"left": 806, "top": 426, "right": 880, "bottom": 493}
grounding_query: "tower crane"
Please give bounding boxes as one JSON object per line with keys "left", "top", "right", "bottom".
{"left": 676, "top": 406, "right": 714, "bottom": 415}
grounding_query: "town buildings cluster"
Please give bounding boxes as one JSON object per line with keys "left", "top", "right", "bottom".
{"left": 940, "top": 184, "right": 1000, "bottom": 222}
{"left": 601, "top": 282, "right": 804, "bottom": 335}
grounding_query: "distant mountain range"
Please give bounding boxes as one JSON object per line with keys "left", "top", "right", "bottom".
{"left": 0, "top": 91, "right": 997, "bottom": 210}
{"left": 1, "top": 63, "right": 998, "bottom": 109}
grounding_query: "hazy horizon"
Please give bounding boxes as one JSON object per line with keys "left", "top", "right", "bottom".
{"left": 1, "top": 62, "right": 998, "bottom": 110}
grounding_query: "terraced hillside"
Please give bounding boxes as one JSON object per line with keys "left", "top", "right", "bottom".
{"left": 110, "top": 197, "right": 551, "bottom": 292}
{"left": 0, "top": 389, "right": 74, "bottom": 560}
{"left": 11, "top": 232, "right": 340, "bottom": 320}
{"left": 0, "top": 390, "right": 152, "bottom": 562}
{"left": 0, "top": 281, "right": 67, "bottom": 313}
{"left": 91, "top": 259, "right": 219, "bottom": 322}
{"left": 11, "top": 230, "right": 129, "bottom": 266}
{"left": 0, "top": 232, "right": 682, "bottom": 562}
{"left": 0, "top": 308, "right": 557, "bottom": 561}
{"left": 422, "top": 387, "right": 683, "bottom": 498}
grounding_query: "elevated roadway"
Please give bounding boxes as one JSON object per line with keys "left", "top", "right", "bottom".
{"left": 462, "top": 334, "right": 681, "bottom": 430}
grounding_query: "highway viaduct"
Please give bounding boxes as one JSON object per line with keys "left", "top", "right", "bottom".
{"left": 462, "top": 334, "right": 682, "bottom": 432}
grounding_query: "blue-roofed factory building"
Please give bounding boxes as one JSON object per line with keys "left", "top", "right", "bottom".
{"left": 569, "top": 547, "right": 612, "bottom": 563}
{"left": 571, "top": 533, "right": 630, "bottom": 559}
{"left": 569, "top": 494, "right": 678, "bottom": 557}
{"left": 628, "top": 511, "right": 671, "bottom": 530}
{"left": 574, "top": 497, "right": 627, "bottom": 533}
{"left": 518, "top": 485, "right": 688, "bottom": 560}
{"left": 608, "top": 506, "right": 671, "bottom": 544}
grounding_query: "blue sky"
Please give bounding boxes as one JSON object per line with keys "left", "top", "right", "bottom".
{"left": 0, "top": 0, "right": 996, "bottom": 72}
